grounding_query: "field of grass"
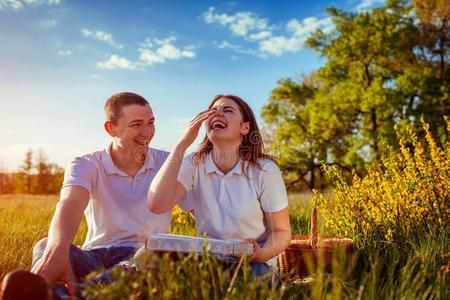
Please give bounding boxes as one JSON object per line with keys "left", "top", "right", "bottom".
{"left": 0, "top": 193, "right": 312, "bottom": 277}
{"left": 0, "top": 193, "right": 448, "bottom": 299}
{"left": 0, "top": 194, "right": 87, "bottom": 276}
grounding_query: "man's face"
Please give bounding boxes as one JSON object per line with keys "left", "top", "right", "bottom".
{"left": 107, "top": 104, "right": 155, "bottom": 153}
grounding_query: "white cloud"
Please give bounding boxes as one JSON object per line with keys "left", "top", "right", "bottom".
{"left": 139, "top": 36, "right": 196, "bottom": 66}
{"left": 203, "top": 7, "right": 271, "bottom": 38}
{"left": 81, "top": 29, "right": 124, "bottom": 49}
{"left": 25, "top": 0, "right": 61, "bottom": 4}
{"left": 97, "top": 54, "right": 135, "bottom": 70}
{"left": 356, "top": 0, "right": 385, "bottom": 12}
{"left": 258, "top": 16, "right": 333, "bottom": 56}
{"left": 259, "top": 36, "right": 303, "bottom": 56}
{"left": 249, "top": 30, "right": 271, "bottom": 41}
{"left": 57, "top": 49, "right": 71, "bottom": 56}
{"left": 0, "top": 0, "right": 61, "bottom": 10}
{"left": 217, "top": 41, "right": 255, "bottom": 55}
{"left": 288, "top": 17, "right": 333, "bottom": 36}
{"left": 94, "top": 36, "right": 196, "bottom": 71}
{"left": 203, "top": 7, "right": 334, "bottom": 57}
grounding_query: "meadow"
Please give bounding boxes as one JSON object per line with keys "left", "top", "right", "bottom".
{"left": 0, "top": 192, "right": 312, "bottom": 277}
{"left": 0, "top": 188, "right": 447, "bottom": 299}
{"left": 0, "top": 128, "right": 449, "bottom": 299}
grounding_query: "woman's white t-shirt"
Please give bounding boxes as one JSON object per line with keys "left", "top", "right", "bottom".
{"left": 177, "top": 152, "right": 288, "bottom": 267}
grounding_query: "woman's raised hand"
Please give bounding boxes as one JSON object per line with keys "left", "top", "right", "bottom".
{"left": 177, "top": 109, "right": 215, "bottom": 150}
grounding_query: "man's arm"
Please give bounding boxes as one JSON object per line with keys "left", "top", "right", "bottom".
{"left": 31, "top": 186, "right": 89, "bottom": 296}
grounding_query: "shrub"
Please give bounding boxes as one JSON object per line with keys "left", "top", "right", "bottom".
{"left": 313, "top": 120, "right": 450, "bottom": 252}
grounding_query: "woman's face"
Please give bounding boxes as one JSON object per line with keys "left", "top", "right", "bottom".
{"left": 206, "top": 97, "right": 250, "bottom": 144}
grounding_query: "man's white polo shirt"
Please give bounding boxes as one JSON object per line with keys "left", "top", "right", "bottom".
{"left": 62, "top": 146, "right": 171, "bottom": 250}
{"left": 178, "top": 152, "right": 288, "bottom": 247}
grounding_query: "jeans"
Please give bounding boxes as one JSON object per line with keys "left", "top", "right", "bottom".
{"left": 32, "top": 238, "right": 136, "bottom": 280}
{"left": 32, "top": 238, "right": 136, "bottom": 299}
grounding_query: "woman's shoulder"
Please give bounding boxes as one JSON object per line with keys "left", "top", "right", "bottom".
{"left": 245, "top": 158, "right": 280, "bottom": 179}
{"left": 257, "top": 158, "right": 279, "bottom": 172}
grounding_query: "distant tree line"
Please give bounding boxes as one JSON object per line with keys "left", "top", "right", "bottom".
{"left": 0, "top": 149, "right": 64, "bottom": 194}
{"left": 262, "top": 0, "right": 449, "bottom": 191}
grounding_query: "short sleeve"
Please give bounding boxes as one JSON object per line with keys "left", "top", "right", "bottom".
{"left": 177, "top": 154, "right": 195, "bottom": 192}
{"left": 177, "top": 154, "right": 196, "bottom": 211}
{"left": 62, "top": 157, "right": 97, "bottom": 193}
{"left": 259, "top": 161, "right": 289, "bottom": 212}
{"left": 178, "top": 190, "right": 194, "bottom": 212}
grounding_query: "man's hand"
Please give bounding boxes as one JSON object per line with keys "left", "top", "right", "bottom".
{"left": 31, "top": 243, "right": 77, "bottom": 297}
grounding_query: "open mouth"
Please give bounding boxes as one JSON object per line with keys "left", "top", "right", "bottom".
{"left": 210, "top": 120, "right": 227, "bottom": 130}
{"left": 135, "top": 139, "right": 149, "bottom": 146}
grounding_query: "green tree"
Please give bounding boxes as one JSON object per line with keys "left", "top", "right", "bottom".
{"left": 0, "top": 160, "right": 11, "bottom": 194}
{"left": 262, "top": 0, "right": 449, "bottom": 189}
{"left": 305, "top": 0, "right": 419, "bottom": 163}
{"left": 18, "top": 149, "right": 34, "bottom": 194}
{"left": 262, "top": 74, "right": 352, "bottom": 190}
{"left": 403, "top": 0, "right": 450, "bottom": 142}
{"left": 34, "top": 148, "right": 52, "bottom": 194}
{"left": 47, "top": 163, "right": 64, "bottom": 194}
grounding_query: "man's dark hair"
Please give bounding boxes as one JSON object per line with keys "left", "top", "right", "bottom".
{"left": 104, "top": 92, "right": 150, "bottom": 125}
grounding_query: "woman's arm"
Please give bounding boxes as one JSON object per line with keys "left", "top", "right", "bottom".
{"left": 147, "top": 109, "right": 215, "bottom": 214}
{"left": 248, "top": 207, "right": 291, "bottom": 263}
{"left": 147, "top": 146, "right": 188, "bottom": 214}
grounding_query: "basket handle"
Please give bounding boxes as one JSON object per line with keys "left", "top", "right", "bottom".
{"left": 310, "top": 208, "right": 318, "bottom": 249}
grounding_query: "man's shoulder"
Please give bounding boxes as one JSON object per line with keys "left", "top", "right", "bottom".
{"left": 149, "top": 147, "right": 169, "bottom": 156}
{"left": 63, "top": 149, "right": 106, "bottom": 189}
{"left": 149, "top": 148, "right": 170, "bottom": 162}
{"left": 67, "top": 149, "right": 105, "bottom": 171}
{"left": 75, "top": 149, "right": 104, "bottom": 162}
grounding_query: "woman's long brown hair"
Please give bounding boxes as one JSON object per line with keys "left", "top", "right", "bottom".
{"left": 193, "top": 95, "right": 274, "bottom": 171}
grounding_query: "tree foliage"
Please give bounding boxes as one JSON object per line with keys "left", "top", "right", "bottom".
{"left": 0, "top": 149, "right": 64, "bottom": 195}
{"left": 262, "top": 0, "right": 450, "bottom": 190}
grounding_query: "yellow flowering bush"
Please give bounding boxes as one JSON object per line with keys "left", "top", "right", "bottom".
{"left": 313, "top": 120, "right": 450, "bottom": 249}
{"left": 170, "top": 206, "right": 197, "bottom": 236}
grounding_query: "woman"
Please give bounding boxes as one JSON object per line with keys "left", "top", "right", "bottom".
{"left": 147, "top": 95, "right": 291, "bottom": 277}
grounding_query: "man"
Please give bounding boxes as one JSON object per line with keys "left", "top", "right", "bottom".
{"left": 28, "top": 92, "right": 171, "bottom": 297}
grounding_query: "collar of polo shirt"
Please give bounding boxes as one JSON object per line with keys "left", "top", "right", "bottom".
{"left": 204, "top": 151, "right": 246, "bottom": 177}
{"left": 101, "top": 143, "right": 157, "bottom": 176}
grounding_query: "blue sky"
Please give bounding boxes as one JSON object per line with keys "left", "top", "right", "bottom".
{"left": 0, "top": 0, "right": 385, "bottom": 170}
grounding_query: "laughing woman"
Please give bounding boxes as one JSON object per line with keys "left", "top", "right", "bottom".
{"left": 147, "top": 95, "right": 291, "bottom": 278}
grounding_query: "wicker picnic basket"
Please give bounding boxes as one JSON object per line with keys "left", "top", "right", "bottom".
{"left": 278, "top": 208, "right": 354, "bottom": 278}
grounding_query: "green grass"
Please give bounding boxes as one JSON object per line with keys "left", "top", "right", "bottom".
{"left": 0, "top": 193, "right": 313, "bottom": 277}
{"left": 1, "top": 194, "right": 447, "bottom": 299}
{"left": 0, "top": 195, "right": 88, "bottom": 277}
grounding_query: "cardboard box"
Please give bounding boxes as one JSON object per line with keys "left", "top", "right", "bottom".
{"left": 145, "top": 233, "right": 253, "bottom": 256}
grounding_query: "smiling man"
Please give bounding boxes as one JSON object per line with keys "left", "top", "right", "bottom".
{"left": 27, "top": 92, "right": 171, "bottom": 297}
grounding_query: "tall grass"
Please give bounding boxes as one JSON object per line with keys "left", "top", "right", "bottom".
{"left": 0, "top": 195, "right": 86, "bottom": 277}
{"left": 2, "top": 182, "right": 446, "bottom": 299}
{"left": 310, "top": 121, "right": 450, "bottom": 299}
{"left": 83, "top": 252, "right": 281, "bottom": 300}
{"left": 0, "top": 194, "right": 311, "bottom": 278}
